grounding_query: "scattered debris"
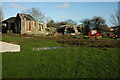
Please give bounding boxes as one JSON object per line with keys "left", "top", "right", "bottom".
{"left": 88, "top": 30, "right": 101, "bottom": 39}
{"left": 33, "top": 47, "right": 64, "bottom": 51}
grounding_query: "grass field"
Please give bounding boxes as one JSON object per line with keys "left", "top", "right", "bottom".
{"left": 2, "top": 34, "right": 119, "bottom": 78}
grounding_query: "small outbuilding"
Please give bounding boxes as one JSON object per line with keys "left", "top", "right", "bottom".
{"left": 2, "top": 17, "right": 16, "bottom": 33}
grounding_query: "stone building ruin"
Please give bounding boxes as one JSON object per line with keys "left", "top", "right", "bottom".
{"left": 2, "top": 13, "right": 48, "bottom": 35}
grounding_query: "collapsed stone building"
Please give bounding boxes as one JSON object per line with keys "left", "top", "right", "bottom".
{"left": 57, "top": 24, "right": 83, "bottom": 35}
{"left": 2, "top": 13, "right": 48, "bottom": 35}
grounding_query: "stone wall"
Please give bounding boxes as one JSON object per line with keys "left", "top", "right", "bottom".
{"left": 21, "top": 20, "right": 47, "bottom": 35}
{"left": 21, "top": 20, "right": 39, "bottom": 34}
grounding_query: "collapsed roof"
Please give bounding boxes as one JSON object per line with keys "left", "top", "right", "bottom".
{"left": 17, "top": 13, "right": 35, "bottom": 21}
{"left": 2, "top": 13, "right": 35, "bottom": 23}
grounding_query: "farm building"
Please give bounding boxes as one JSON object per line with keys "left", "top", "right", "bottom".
{"left": 2, "top": 13, "right": 48, "bottom": 35}
{"left": 2, "top": 17, "right": 16, "bottom": 33}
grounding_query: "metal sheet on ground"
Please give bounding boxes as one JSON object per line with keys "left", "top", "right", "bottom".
{"left": 0, "top": 41, "right": 20, "bottom": 53}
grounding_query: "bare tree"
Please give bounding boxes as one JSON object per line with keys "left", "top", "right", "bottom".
{"left": 22, "top": 8, "right": 45, "bottom": 21}
{"left": 0, "top": 6, "right": 3, "bottom": 22}
{"left": 91, "top": 16, "right": 106, "bottom": 31}
{"left": 44, "top": 16, "right": 52, "bottom": 23}
{"left": 110, "top": 2, "right": 120, "bottom": 26}
{"left": 80, "top": 16, "right": 106, "bottom": 35}
{"left": 118, "top": 1, "right": 120, "bottom": 36}
{"left": 0, "top": 6, "right": 3, "bottom": 33}
{"left": 110, "top": 11, "right": 120, "bottom": 26}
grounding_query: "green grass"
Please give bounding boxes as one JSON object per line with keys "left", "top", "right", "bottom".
{"left": 2, "top": 35, "right": 119, "bottom": 78}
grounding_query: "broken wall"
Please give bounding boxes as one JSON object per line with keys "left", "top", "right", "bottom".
{"left": 21, "top": 20, "right": 39, "bottom": 34}
{"left": 21, "top": 21, "right": 48, "bottom": 35}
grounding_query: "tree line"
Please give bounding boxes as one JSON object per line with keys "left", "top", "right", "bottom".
{"left": 22, "top": 8, "right": 119, "bottom": 32}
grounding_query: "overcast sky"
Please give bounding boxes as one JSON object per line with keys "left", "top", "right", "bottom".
{"left": 1, "top": 2, "right": 119, "bottom": 27}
